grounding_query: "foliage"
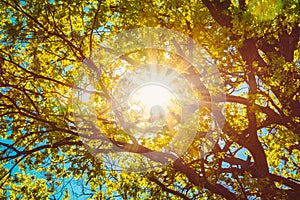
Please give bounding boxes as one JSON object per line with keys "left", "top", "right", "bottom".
{"left": 0, "top": 0, "right": 299, "bottom": 199}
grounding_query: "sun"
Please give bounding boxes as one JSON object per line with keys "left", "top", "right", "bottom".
{"left": 129, "top": 83, "right": 174, "bottom": 109}
{"left": 128, "top": 83, "right": 177, "bottom": 122}
{"left": 111, "top": 64, "right": 196, "bottom": 133}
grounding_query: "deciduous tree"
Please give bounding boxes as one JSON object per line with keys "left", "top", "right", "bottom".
{"left": 0, "top": 0, "right": 299, "bottom": 199}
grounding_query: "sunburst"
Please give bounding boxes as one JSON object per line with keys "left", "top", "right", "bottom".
{"left": 111, "top": 64, "right": 194, "bottom": 136}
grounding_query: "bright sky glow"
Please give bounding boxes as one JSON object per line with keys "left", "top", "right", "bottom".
{"left": 130, "top": 84, "right": 173, "bottom": 107}
{"left": 128, "top": 83, "right": 176, "bottom": 119}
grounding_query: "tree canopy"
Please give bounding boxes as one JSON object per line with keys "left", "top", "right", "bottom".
{"left": 0, "top": 0, "right": 299, "bottom": 199}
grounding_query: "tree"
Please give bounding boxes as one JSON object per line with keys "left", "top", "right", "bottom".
{"left": 0, "top": 0, "right": 299, "bottom": 199}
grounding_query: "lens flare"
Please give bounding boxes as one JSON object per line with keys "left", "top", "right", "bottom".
{"left": 248, "top": 0, "right": 283, "bottom": 21}
{"left": 73, "top": 28, "right": 225, "bottom": 172}
{"left": 129, "top": 83, "right": 175, "bottom": 119}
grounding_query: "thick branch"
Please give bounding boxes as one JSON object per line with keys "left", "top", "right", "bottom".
{"left": 148, "top": 176, "right": 190, "bottom": 200}
{"left": 201, "top": 0, "right": 232, "bottom": 27}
